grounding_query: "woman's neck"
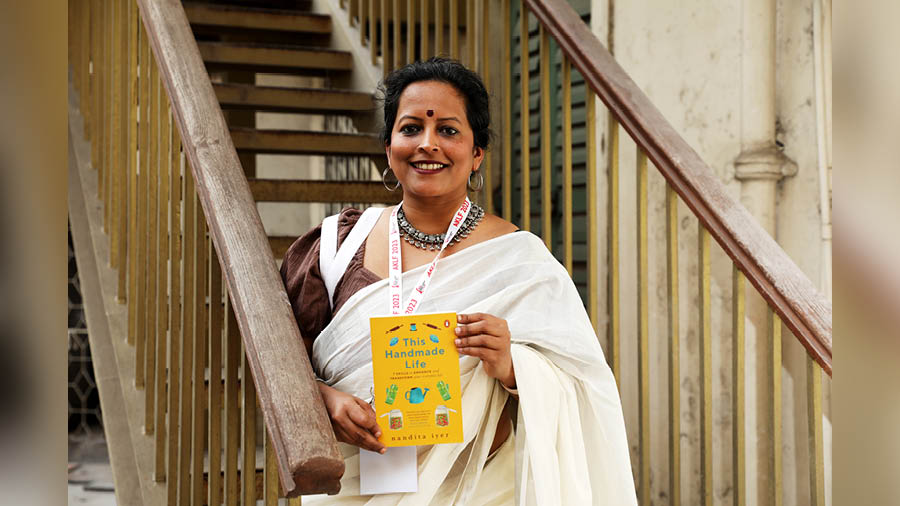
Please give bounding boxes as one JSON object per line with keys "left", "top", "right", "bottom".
{"left": 400, "top": 192, "right": 469, "bottom": 234}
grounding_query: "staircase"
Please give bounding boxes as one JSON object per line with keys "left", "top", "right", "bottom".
{"left": 185, "top": 0, "right": 398, "bottom": 260}
{"left": 67, "top": 0, "right": 832, "bottom": 504}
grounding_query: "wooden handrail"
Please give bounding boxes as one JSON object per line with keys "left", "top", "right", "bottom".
{"left": 525, "top": 0, "right": 832, "bottom": 376}
{"left": 136, "top": 0, "right": 344, "bottom": 495}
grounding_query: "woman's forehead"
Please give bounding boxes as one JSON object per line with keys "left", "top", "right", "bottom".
{"left": 397, "top": 81, "right": 466, "bottom": 116}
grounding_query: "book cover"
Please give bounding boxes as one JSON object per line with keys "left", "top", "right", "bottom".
{"left": 369, "top": 312, "right": 464, "bottom": 447}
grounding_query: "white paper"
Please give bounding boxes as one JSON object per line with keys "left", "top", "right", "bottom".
{"left": 359, "top": 446, "right": 418, "bottom": 495}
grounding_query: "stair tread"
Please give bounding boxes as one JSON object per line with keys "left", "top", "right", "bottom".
{"left": 230, "top": 127, "right": 385, "bottom": 156}
{"left": 214, "top": 83, "right": 374, "bottom": 113}
{"left": 185, "top": 2, "right": 331, "bottom": 33}
{"left": 198, "top": 41, "right": 353, "bottom": 72}
{"left": 248, "top": 178, "right": 400, "bottom": 203}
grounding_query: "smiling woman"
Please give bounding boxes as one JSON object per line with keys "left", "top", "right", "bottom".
{"left": 280, "top": 58, "right": 636, "bottom": 505}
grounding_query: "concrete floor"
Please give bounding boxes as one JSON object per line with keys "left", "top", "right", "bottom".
{"left": 69, "top": 434, "right": 117, "bottom": 505}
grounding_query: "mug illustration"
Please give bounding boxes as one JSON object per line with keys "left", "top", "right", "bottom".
{"left": 434, "top": 405, "right": 457, "bottom": 427}
{"left": 385, "top": 383, "right": 399, "bottom": 405}
{"left": 436, "top": 380, "right": 451, "bottom": 401}
{"left": 405, "top": 387, "right": 429, "bottom": 404}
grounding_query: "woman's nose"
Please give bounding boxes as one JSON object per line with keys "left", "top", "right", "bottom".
{"left": 418, "top": 128, "right": 440, "bottom": 152}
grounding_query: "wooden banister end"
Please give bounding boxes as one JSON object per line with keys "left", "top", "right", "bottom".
{"left": 283, "top": 456, "right": 345, "bottom": 497}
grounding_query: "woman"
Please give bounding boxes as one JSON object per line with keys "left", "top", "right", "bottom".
{"left": 281, "top": 58, "right": 636, "bottom": 505}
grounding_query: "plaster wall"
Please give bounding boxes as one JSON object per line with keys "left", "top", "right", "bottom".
{"left": 589, "top": 0, "right": 829, "bottom": 504}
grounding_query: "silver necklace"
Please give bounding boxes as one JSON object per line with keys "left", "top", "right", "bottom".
{"left": 397, "top": 204, "right": 485, "bottom": 250}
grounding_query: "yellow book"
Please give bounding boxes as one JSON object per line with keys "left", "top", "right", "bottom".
{"left": 369, "top": 312, "right": 464, "bottom": 447}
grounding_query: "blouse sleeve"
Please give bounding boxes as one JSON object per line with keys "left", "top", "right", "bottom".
{"left": 279, "top": 221, "right": 331, "bottom": 342}
{"left": 279, "top": 208, "right": 364, "bottom": 342}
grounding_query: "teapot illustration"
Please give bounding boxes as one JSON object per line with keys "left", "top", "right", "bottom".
{"left": 405, "top": 387, "right": 430, "bottom": 404}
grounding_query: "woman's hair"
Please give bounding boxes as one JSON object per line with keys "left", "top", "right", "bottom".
{"left": 379, "top": 57, "right": 492, "bottom": 150}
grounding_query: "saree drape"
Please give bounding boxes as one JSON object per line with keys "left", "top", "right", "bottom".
{"left": 305, "top": 232, "right": 637, "bottom": 505}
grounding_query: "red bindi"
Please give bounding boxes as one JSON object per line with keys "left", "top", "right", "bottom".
{"left": 426, "top": 109, "right": 434, "bottom": 117}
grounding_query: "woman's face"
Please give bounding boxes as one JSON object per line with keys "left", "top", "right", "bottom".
{"left": 385, "top": 80, "right": 484, "bottom": 201}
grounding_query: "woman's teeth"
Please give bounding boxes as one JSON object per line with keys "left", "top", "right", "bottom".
{"left": 411, "top": 162, "right": 446, "bottom": 170}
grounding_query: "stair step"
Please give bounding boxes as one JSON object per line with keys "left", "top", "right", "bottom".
{"left": 230, "top": 127, "right": 385, "bottom": 156}
{"left": 194, "top": 0, "right": 313, "bottom": 10}
{"left": 249, "top": 179, "right": 400, "bottom": 203}
{"left": 185, "top": 2, "right": 331, "bottom": 33}
{"left": 214, "top": 83, "right": 374, "bottom": 114}
{"left": 198, "top": 41, "right": 352, "bottom": 73}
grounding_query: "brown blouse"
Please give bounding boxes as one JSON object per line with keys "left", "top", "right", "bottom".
{"left": 279, "top": 208, "right": 382, "bottom": 341}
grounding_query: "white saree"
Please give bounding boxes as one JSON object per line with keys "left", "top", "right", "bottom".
{"left": 305, "top": 232, "right": 637, "bottom": 505}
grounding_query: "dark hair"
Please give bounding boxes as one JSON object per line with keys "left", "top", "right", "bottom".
{"left": 379, "top": 57, "right": 492, "bottom": 150}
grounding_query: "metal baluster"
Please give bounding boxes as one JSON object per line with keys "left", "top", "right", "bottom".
{"left": 481, "top": 0, "right": 492, "bottom": 214}
{"left": 143, "top": 51, "right": 159, "bottom": 426}
{"left": 449, "top": 0, "right": 458, "bottom": 59}
{"left": 166, "top": 124, "right": 182, "bottom": 500}
{"left": 381, "top": 0, "right": 391, "bottom": 75}
{"left": 586, "top": 90, "right": 598, "bottom": 329}
{"left": 539, "top": 26, "right": 551, "bottom": 248}
{"left": 192, "top": 197, "right": 209, "bottom": 506}
{"left": 562, "top": 58, "right": 572, "bottom": 274}
{"left": 242, "top": 348, "right": 258, "bottom": 506}
{"left": 152, "top": 104, "right": 171, "bottom": 476}
{"left": 224, "top": 298, "right": 241, "bottom": 506}
{"left": 733, "top": 267, "right": 746, "bottom": 506}
{"left": 179, "top": 163, "right": 196, "bottom": 506}
{"left": 126, "top": 0, "right": 139, "bottom": 346}
{"left": 637, "top": 149, "right": 649, "bottom": 504}
{"left": 667, "top": 184, "right": 680, "bottom": 506}
{"left": 768, "top": 309, "right": 783, "bottom": 506}
{"left": 519, "top": 4, "right": 530, "bottom": 230}
{"left": 607, "top": 116, "right": 620, "bottom": 382}
{"left": 501, "top": 0, "right": 511, "bottom": 220}
{"left": 208, "top": 241, "right": 224, "bottom": 506}
{"left": 807, "top": 356, "right": 825, "bottom": 506}
{"left": 699, "top": 226, "right": 713, "bottom": 506}
{"left": 420, "top": 0, "right": 430, "bottom": 58}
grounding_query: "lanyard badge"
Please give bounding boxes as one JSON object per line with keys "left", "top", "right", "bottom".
{"left": 387, "top": 198, "right": 472, "bottom": 315}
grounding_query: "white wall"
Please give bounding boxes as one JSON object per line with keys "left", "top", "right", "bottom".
{"left": 590, "top": 0, "right": 829, "bottom": 504}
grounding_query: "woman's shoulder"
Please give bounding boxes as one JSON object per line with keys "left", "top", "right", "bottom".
{"left": 282, "top": 207, "right": 366, "bottom": 264}
{"left": 478, "top": 213, "right": 520, "bottom": 239}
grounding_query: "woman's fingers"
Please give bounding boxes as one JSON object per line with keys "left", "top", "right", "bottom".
{"left": 350, "top": 398, "right": 383, "bottom": 438}
{"left": 457, "top": 312, "right": 487, "bottom": 324}
{"left": 339, "top": 405, "right": 385, "bottom": 453}
{"left": 456, "top": 315, "right": 507, "bottom": 337}
{"left": 455, "top": 333, "right": 502, "bottom": 350}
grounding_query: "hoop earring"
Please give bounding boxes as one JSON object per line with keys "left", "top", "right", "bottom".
{"left": 467, "top": 170, "right": 484, "bottom": 192}
{"left": 382, "top": 167, "right": 401, "bottom": 191}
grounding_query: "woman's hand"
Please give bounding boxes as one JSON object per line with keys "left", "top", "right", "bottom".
{"left": 318, "top": 383, "right": 386, "bottom": 454}
{"left": 455, "top": 313, "right": 516, "bottom": 389}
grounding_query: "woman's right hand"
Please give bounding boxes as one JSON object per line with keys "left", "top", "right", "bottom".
{"left": 318, "top": 383, "right": 386, "bottom": 454}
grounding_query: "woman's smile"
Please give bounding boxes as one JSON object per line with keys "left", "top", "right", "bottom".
{"left": 409, "top": 160, "right": 450, "bottom": 173}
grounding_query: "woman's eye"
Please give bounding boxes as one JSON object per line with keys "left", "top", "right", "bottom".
{"left": 440, "top": 126, "right": 459, "bottom": 136}
{"left": 399, "top": 124, "right": 420, "bottom": 135}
